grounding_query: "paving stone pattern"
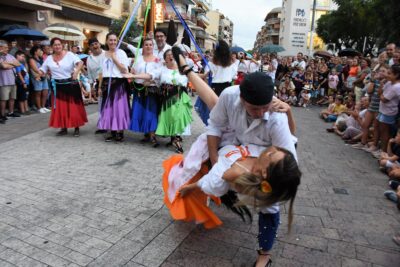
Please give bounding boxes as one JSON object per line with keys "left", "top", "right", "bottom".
{"left": 0, "top": 105, "right": 399, "bottom": 266}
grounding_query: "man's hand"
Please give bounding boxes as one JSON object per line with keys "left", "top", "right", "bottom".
{"left": 179, "top": 183, "right": 198, "bottom": 197}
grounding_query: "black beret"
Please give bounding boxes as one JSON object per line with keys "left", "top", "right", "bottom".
{"left": 239, "top": 72, "right": 274, "bottom": 105}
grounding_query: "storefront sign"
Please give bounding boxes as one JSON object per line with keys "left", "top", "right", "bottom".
{"left": 155, "top": 3, "right": 164, "bottom": 23}
{"left": 288, "top": 1, "right": 310, "bottom": 52}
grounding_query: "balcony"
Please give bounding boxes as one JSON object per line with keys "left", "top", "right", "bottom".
{"left": 195, "top": 0, "right": 210, "bottom": 11}
{"left": 267, "top": 29, "right": 280, "bottom": 36}
{"left": 62, "top": 0, "right": 111, "bottom": 10}
{"left": 197, "top": 14, "right": 209, "bottom": 25}
{"left": 3, "top": 0, "right": 62, "bottom": 10}
{"left": 267, "top": 17, "right": 280, "bottom": 25}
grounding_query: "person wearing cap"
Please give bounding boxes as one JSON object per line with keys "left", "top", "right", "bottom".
{"left": 87, "top": 37, "right": 106, "bottom": 134}
{"left": 162, "top": 49, "right": 297, "bottom": 267}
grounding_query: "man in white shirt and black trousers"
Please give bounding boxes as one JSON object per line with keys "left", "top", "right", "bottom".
{"left": 206, "top": 72, "right": 297, "bottom": 267}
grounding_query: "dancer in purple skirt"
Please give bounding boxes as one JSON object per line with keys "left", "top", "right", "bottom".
{"left": 98, "top": 32, "right": 131, "bottom": 142}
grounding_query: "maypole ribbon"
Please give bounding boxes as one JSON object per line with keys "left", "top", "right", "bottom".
{"left": 134, "top": 0, "right": 152, "bottom": 62}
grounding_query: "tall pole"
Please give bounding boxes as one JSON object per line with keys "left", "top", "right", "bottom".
{"left": 309, "top": 0, "right": 317, "bottom": 56}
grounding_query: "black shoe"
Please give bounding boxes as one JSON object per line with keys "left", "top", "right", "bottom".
{"left": 73, "top": 128, "right": 80, "bottom": 137}
{"left": 2, "top": 116, "right": 8, "bottom": 121}
{"left": 7, "top": 112, "right": 21, "bottom": 118}
{"left": 95, "top": 129, "right": 107, "bottom": 134}
{"left": 56, "top": 128, "right": 68, "bottom": 136}
{"left": 115, "top": 132, "right": 124, "bottom": 142}
{"left": 0, "top": 117, "right": 5, "bottom": 124}
{"left": 105, "top": 131, "right": 117, "bottom": 142}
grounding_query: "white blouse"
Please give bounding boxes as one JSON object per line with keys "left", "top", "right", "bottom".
{"left": 40, "top": 52, "right": 81, "bottom": 80}
{"left": 159, "top": 66, "right": 188, "bottom": 87}
{"left": 132, "top": 56, "right": 162, "bottom": 85}
{"left": 101, "top": 49, "right": 129, "bottom": 78}
{"left": 208, "top": 62, "right": 237, "bottom": 83}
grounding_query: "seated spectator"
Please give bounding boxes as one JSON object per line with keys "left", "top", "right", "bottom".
{"left": 324, "top": 95, "right": 346, "bottom": 122}
{"left": 330, "top": 97, "right": 368, "bottom": 140}
{"left": 320, "top": 95, "right": 335, "bottom": 120}
{"left": 278, "top": 76, "right": 294, "bottom": 101}
{"left": 298, "top": 85, "right": 311, "bottom": 108}
{"left": 286, "top": 90, "right": 298, "bottom": 106}
{"left": 379, "top": 130, "right": 400, "bottom": 172}
{"left": 384, "top": 180, "right": 400, "bottom": 210}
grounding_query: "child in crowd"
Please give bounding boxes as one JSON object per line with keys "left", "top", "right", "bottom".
{"left": 14, "top": 51, "right": 30, "bottom": 115}
{"left": 328, "top": 68, "right": 339, "bottom": 96}
{"left": 278, "top": 76, "right": 294, "bottom": 102}
{"left": 293, "top": 67, "right": 305, "bottom": 97}
{"left": 286, "top": 90, "right": 298, "bottom": 106}
{"left": 298, "top": 85, "right": 311, "bottom": 108}
{"left": 320, "top": 95, "right": 335, "bottom": 120}
{"left": 380, "top": 129, "right": 400, "bottom": 172}
{"left": 324, "top": 95, "right": 346, "bottom": 122}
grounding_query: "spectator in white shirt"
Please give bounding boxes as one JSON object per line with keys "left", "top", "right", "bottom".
{"left": 291, "top": 52, "right": 306, "bottom": 70}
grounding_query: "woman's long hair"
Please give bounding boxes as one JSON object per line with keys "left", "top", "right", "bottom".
{"left": 233, "top": 147, "right": 301, "bottom": 232}
{"left": 212, "top": 39, "right": 231, "bottom": 67}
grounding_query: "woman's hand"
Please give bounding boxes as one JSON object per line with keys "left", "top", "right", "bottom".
{"left": 72, "top": 72, "right": 79, "bottom": 81}
{"left": 270, "top": 98, "right": 291, "bottom": 113}
{"left": 179, "top": 183, "right": 198, "bottom": 197}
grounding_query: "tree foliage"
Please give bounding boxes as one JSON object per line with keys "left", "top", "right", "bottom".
{"left": 109, "top": 17, "right": 143, "bottom": 44}
{"left": 316, "top": 0, "right": 400, "bottom": 54}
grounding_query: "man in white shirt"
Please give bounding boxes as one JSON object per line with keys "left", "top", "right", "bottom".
{"left": 125, "top": 29, "right": 171, "bottom": 62}
{"left": 206, "top": 72, "right": 296, "bottom": 266}
{"left": 291, "top": 52, "right": 306, "bottom": 70}
{"left": 87, "top": 38, "right": 106, "bottom": 134}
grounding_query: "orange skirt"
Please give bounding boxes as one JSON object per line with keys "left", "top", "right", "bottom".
{"left": 162, "top": 155, "right": 222, "bottom": 229}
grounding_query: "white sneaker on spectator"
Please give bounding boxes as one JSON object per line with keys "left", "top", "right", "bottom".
{"left": 372, "top": 149, "right": 382, "bottom": 159}
{"left": 352, "top": 143, "right": 367, "bottom": 149}
{"left": 39, "top": 108, "right": 46, "bottom": 114}
{"left": 43, "top": 107, "right": 51, "bottom": 113}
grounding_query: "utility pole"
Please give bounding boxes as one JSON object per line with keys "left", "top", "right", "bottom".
{"left": 309, "top": 0, "right": 317, "bottom": 56}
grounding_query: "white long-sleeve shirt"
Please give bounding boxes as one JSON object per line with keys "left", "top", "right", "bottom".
{"left": 206, "top": 86, "right": 297, "bottom": 158}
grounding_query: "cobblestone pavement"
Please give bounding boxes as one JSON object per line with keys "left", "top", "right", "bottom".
{"left": 0, "top": 104, "right": 399, "bottom": 267}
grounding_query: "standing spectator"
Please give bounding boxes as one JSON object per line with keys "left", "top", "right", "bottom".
{"left": 328, "top": 68, "right": 339, "bottom": 96}
{"left": 353, "top": 58, "right": 371, "bottom": 103}
{"left": 317, "top": 60, "right": 329, "bottom": 98}
{"left": 204, "top": 40, "right": 236, "bottom": 96}
{"left": 0, "top": 40, "right": 21, "bottom": 124}
{"left": 386, "top": 43, "right": 396, "bottom": 66}
{"left": 248, "top": 52, "right": 260, "bottom": 73}
{"left": 29, "top": 46, "right": 49, "bottom": 114}
{"left": 14, "top": 51, "right": 30, "bottom": 115}
{"left": 292, "top": 67, "right": 305, "bottom": 97}
{"left": 266, "top": 53, "right": 278, "bottom": 83}
{"left": 9, "top": 40, "right": 19, "bottom": 56}
{"left": 86, "top": 38, "right": 106, "bottom": 134}
{"left": 291, "top": 52, "right": 306, "bottom": 70}
{"left": 376, "top": 65, "right": 400, "bottom": 153}
{"left": 39, "top": 38, "right": 87, "bottom": 136}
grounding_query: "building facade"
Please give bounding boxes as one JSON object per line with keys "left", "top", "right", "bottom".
{"left": 0, "top": 0, "right": 125, "bottom": 47}
{"left": 279, "top": 0, "right": 337, "bottom": 56}
{"left": 206, "top": 9, "right": 233, "bottom": 46}
{"left": 253, "top": 7, "right": 281, "bottom": 52}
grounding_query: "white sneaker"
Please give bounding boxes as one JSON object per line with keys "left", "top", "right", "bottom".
{"left": 352, "top": 143, "right": 367, "bottom": 149}
{"left": 43, "top": 107, "right": 51, "bottom": 113}
{"left": 39, "top": 108, "right": 46, "bottom": 114}
{"left": 372, "top": 149, "right": 382, "bottom": 159}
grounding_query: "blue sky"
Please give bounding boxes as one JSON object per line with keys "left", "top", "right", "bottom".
{"left": 212, "top": 0, "right": 282, "bottom": 49}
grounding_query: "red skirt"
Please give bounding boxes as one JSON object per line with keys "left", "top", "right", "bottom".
{"left": 234, "top": 72, "right": 245, "bottom": 85}
{"left": 49, "top": 82, "right": 88, "bottom": 128}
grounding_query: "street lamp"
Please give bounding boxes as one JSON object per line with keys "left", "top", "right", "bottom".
{"left": 309, "top": 0, "right": 317, "bottom": 56}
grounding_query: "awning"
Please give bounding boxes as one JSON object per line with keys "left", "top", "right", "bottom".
{"left": 55, "top": 7, "right": 111, "bottom": 27}
{"left": 43, "top": 23, "right": 85, "bottom": 41}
